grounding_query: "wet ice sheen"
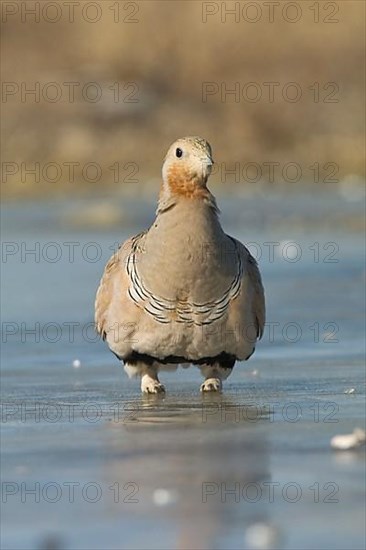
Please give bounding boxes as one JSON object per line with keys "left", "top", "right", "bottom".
{"left": 1, "top": 190, "right": 365, "bottom": 549}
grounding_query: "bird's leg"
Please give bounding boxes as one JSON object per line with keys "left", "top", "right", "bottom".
{"left": 124, "top": 362, "right": 165, "bottom": 394}
{"left": 141, "top": 372, "right": 165, "bottom": 394}
{"left": 199, "top": 363, "right": 233, "bottom": 393}
{"left": 141, "top": 364, "right": 165, "bottom": 394}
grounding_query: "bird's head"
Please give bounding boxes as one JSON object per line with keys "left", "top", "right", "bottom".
{"left": 162, "top": 137, "right": 214, "bottom": 198}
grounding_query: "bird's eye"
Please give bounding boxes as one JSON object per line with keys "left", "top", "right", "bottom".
{"left": 175, "top": 148, "right": 183, "bottom": 158}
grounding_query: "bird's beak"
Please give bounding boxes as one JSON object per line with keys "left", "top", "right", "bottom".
{"left": 202, "top": 157, "right": 214, "bottom": 168}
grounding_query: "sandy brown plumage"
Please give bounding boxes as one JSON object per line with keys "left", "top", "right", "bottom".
{"left": 95, "top": 137, "right": 265, "bottom": 393}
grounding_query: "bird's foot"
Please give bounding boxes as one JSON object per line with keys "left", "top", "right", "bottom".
{"left": 200, "top": 378, "right": 222, "bottom": 393}
{"left": 141, "top": 375, "right": 165, "bottom": 394}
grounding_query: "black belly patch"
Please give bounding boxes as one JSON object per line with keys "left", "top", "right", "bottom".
{"left": 114, "top": 350, "right": 239, "bottom": 369}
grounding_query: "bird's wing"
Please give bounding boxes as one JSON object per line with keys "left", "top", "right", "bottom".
{"left": 94, "top": 234, "right": 142, "bottom": 340}
{"left": 231, "top": 237, "right": 265, "bottom": 340}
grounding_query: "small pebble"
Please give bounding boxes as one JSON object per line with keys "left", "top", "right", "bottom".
{"left": 331, "top": 428, "right": 366, "bottom": 450}
{"left": 245, "top": 523, "right": 282, "bottom": 550}
{"left": 153, "top": 488, "right": 178, "bottom": 506}
{"left": 72, "top": 359, "right": 81, "bottom": 368}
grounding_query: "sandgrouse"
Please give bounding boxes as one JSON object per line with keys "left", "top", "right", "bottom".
{"left": 95, "top": 137, "right": 265, "bottom": 393}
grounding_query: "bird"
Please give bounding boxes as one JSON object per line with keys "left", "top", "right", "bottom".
{"left": 95, "top": 137, "right": 265, "bottom": 393}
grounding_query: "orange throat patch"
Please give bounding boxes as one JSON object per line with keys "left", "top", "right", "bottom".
{"left": 164, "top": 164, "right": 210, "bottom": 200}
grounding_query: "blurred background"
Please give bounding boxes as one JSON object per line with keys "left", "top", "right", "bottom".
{"left": 2, "top": 0, "right": 365, "bottom": 198}
{"left": 1, "top": 2, "right": 365, "bottom": 550}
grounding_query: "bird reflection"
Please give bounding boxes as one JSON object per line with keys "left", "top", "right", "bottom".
{"left": 101, "top": 392, "right": 274, "bottom": 549}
